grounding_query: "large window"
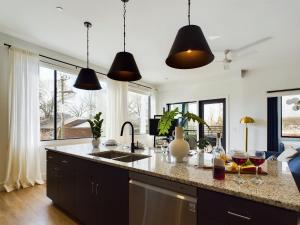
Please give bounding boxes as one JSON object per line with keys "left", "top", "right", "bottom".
{"left": 281, "top": 95, "right": 300, "bottom": 138}
{"left": 39, "top": 66, "right": 107, "bottom": 141}
{"left": 128, "top": 91, "right": 150, "bottom": 134}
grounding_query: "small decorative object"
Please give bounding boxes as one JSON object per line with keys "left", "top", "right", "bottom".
{"left": 169, "top": 127, "right": 190, "bottom": 162}
{"left": 88, "top": 112, "right": 104, "bottom": 148}
{"left": 104, "top": 139, "right": 118, "bottom": 147}
{"left": 212, "top": 133, "right": 226, "bottom": 180}
{"left": 158, "top": 108, "right": 209, "bottom": 162}
{"left": 240, "top": 116, "right": 255, "bottom": 152}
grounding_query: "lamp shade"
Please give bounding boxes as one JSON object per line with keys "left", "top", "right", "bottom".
{"left": 107, "top": 51, "right": 142, "bottom": 81}
{"left": 240, "top": 116, "right": 255, "bottom": 124}
{"left": 74, "top": 68, "right": 102, "bottom": 90}
{"left": 166, "top": 25, "right": 214, "bottom": 69}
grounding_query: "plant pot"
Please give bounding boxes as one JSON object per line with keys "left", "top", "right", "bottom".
{"left": 92, "top": 138, "right": 100, "bottom": 148}
{"left": 169, "top": 127, "right": 190, "bottom": 163}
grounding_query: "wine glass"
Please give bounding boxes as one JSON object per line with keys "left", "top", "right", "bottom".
{"left": 249, "top": 151, "right": 266, "bottom": 185}
{"left": 231, "top": 150, "right": 248, "bottom": 184}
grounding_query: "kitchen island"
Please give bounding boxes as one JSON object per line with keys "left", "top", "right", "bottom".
{"left": 46, "top": 144, "right": 300, "bottom": 225}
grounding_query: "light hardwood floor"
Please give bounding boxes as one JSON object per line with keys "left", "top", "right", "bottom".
{"left": 0, "top": 185, "right": 79, "bottom": 225}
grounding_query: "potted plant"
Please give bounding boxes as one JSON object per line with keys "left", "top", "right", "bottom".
{"left": 158, "top": 108, "right": 209, "bottom": 162}
{"left": 88, "top": 112, "right": 104, "bottom": 148}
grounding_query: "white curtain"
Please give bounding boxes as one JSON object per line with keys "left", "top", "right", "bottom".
{"left": 4, "top": 47, "right": 44, "bottom": 192}
{"left": 106, "top": 79, "right": 129, "bottom": 143}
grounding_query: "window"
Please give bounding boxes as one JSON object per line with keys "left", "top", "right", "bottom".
{"left": 167, "top": 102, "right": 198, "bottom": 146}
{"left": 128, "top": 91, "right": 150, "bottom": 134}
{"left": 39, "top": 66, "right": 107, "bottom": 141}
{"left": 168, "top": 101, "right": 198, "bottom": 133}
{"left": 281, "top": 95, "right": 300, "bottom": 138}
{"left": 199, "top": 99, "right": 226, "bottom": 148}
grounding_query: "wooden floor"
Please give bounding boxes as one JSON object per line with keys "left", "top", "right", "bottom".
{"left": 0, "top": 185, "right": 78, "bottom": 225}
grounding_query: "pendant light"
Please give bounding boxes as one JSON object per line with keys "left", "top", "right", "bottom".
{"left": 166, "top": 0, "right": 214, "bottom": 69}
{"left": 107, "top": 0, "right": 142, "bottom": 81}
{"left": 74, "top": 21, "right": 102, "bottom": 90}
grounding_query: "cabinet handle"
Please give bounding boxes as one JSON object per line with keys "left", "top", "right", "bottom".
{"left": 96, "top": 184, "right": 100, "bottom": 195}
{"left": 61, "top": 160, "right": 68, "bottom": 164}
{"left": 91, "top": 182, "right": 94, "bottom": 193}
{"left": 227, "top": 211, "right": 251, "bottom": 220}
{"left": 48, "top": 156, "right": 53, "bottom": 159}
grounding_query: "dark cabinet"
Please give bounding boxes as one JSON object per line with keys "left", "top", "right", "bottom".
{"left": 197, "top": 188, "right": 298, "bottom": 225}
{"left": 75, "top": 159, "right": 129, "bottom": 225}
{"left": 47, "top": 150, "right": 129, "bottom": 225}
{"left": 46, "top": 152, "right": 76, "bottom": 215}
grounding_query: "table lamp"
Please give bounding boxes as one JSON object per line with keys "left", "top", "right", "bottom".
{"left": 240, "top": 116, "right": 255, "bottom": 152}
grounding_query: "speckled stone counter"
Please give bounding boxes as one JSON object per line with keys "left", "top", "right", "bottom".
{"left": 46, "top": 144, "right": 300, "bottom": 213}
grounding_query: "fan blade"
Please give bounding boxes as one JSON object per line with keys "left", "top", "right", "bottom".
{"left": 286, "top": 97, "right": 300, "bottom": 105}
{"left": 232, "top": 37, "right": 272, "bottom": 54}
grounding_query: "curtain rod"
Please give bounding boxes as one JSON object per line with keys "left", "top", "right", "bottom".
{"left": 3, "top": 43, "right": 152, "bottom": 90}
{"left": 267, "top": 88, "right": 300, "bottom": 94}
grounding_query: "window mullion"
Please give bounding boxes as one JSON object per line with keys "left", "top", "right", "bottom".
{"left": 54, "top": 70, "right": 57, "bottom": 140}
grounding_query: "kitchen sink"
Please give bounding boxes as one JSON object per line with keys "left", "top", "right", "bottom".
{"left": 113, "top": 154, "right": 151, "bottom": 163}
{"left": 89, "top": 150, "right": 130, "bottom": 159}
{"left": 89, "top": 150, "right": 151, "bottom": 162}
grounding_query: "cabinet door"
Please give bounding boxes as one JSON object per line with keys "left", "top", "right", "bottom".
{"left": 96, "top": 165, "right": 129, "bottom": 225}
{"left": 58, "top": 157, "right": 76, "bottom": 215}
{"left": 46, "top": 162, "right": 59, "bottom": 203}
{"left": 198, "top": 188, "right": 298, "bottom": 225}
{"left": 75, "top": 161, "right": 97, "bottom": 225}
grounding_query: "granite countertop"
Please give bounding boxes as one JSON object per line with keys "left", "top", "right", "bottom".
{"left": 46, "top": 144, "right": 300, "bottom": 213}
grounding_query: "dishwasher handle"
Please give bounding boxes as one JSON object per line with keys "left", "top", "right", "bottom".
{"left": 129, "top": 179, "right": 197, "bottom": 203}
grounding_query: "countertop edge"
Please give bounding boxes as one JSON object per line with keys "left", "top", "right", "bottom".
{"left": 45, "top": 148, "right": 300, "bottom": 213}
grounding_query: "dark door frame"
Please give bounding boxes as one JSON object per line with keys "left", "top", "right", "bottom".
{"left": 199, "top": 98, "right": 226, "bottom": 149}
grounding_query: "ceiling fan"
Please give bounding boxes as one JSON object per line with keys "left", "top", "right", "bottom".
{"left": 286, "top": 97, "right": 300, "bottom": 111}
{"left": 215, "top": 37, "right": 272, "bottom": 70}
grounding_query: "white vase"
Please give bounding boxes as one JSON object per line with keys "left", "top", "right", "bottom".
{"left": 169, "top": 127, "right": 190, "bottom": 163}
{"left": 92, "top": 138, "right": 100, "bottom": 148}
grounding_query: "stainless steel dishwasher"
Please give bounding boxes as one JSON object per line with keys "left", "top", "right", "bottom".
{"left": 129, "top": 172, "right": 197, "bottom": 225}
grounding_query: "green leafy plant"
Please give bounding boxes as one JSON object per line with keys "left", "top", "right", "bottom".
{"left": 158, "top": 108, "right": 210, "bottom": 135}
{"left": 87, "top": 112, "right": 104, "bottom": 140}
{"left": 197, "top": 138, "right": 211, "bottom": 150}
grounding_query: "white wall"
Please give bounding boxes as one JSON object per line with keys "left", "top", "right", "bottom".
{"left": 157, "top": 62, "right": 300, "bottom": 152}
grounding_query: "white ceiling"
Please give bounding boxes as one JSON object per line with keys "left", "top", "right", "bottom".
{"left": 0, "top": 0, "right": 299, "bottom": 85}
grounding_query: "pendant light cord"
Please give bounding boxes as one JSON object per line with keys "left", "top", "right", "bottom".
{"left": 87, "top": 24, "right": 90, "bottom": 68}
{"left": 123, "top": 1, "right": 127, "bottom": 52}
{"left": 188, "top": 0, "right": 191, "bottom": 25}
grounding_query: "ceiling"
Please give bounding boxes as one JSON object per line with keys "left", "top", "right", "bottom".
{"left": 0, "top": 0, "right": 299, "bottom": 85}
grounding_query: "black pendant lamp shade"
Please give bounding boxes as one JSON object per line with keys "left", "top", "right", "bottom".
{"left": 166, "top": 25, "right": 214, "bottom": 69}
{"left": 74, "top": 22, "right": 101, "bottom": 90}
{"left": 166, "top": 0, "right": 214, "bottom": 69}
{"left": 108, "top": 52, "right": 141, "bottom": 81}
{"left": 74, "top": 68, "right": 101, "bottom": 90}
{"left": 107, "top": 0, "right": 142, "bottom": 82}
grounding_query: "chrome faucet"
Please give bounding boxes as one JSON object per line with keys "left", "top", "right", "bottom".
{"left": 120, "top": 121, "right": 135, "bottom": 153}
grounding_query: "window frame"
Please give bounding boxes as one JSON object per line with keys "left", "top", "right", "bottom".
{"left": 280, "top": 96, "right": 300, "bottom": 138}
{"left": 127, "top": 90, "right": 151, "bottom": 135}
{"left": 199, "top": 98, "right": 226, "bottom": 149}
{"left": 40, "top": 67, "right": 103, "bottom": 141}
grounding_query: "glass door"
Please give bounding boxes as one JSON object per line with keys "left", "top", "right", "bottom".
{"left": 199, "top": 99, "right": 226, "bottom": 149}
